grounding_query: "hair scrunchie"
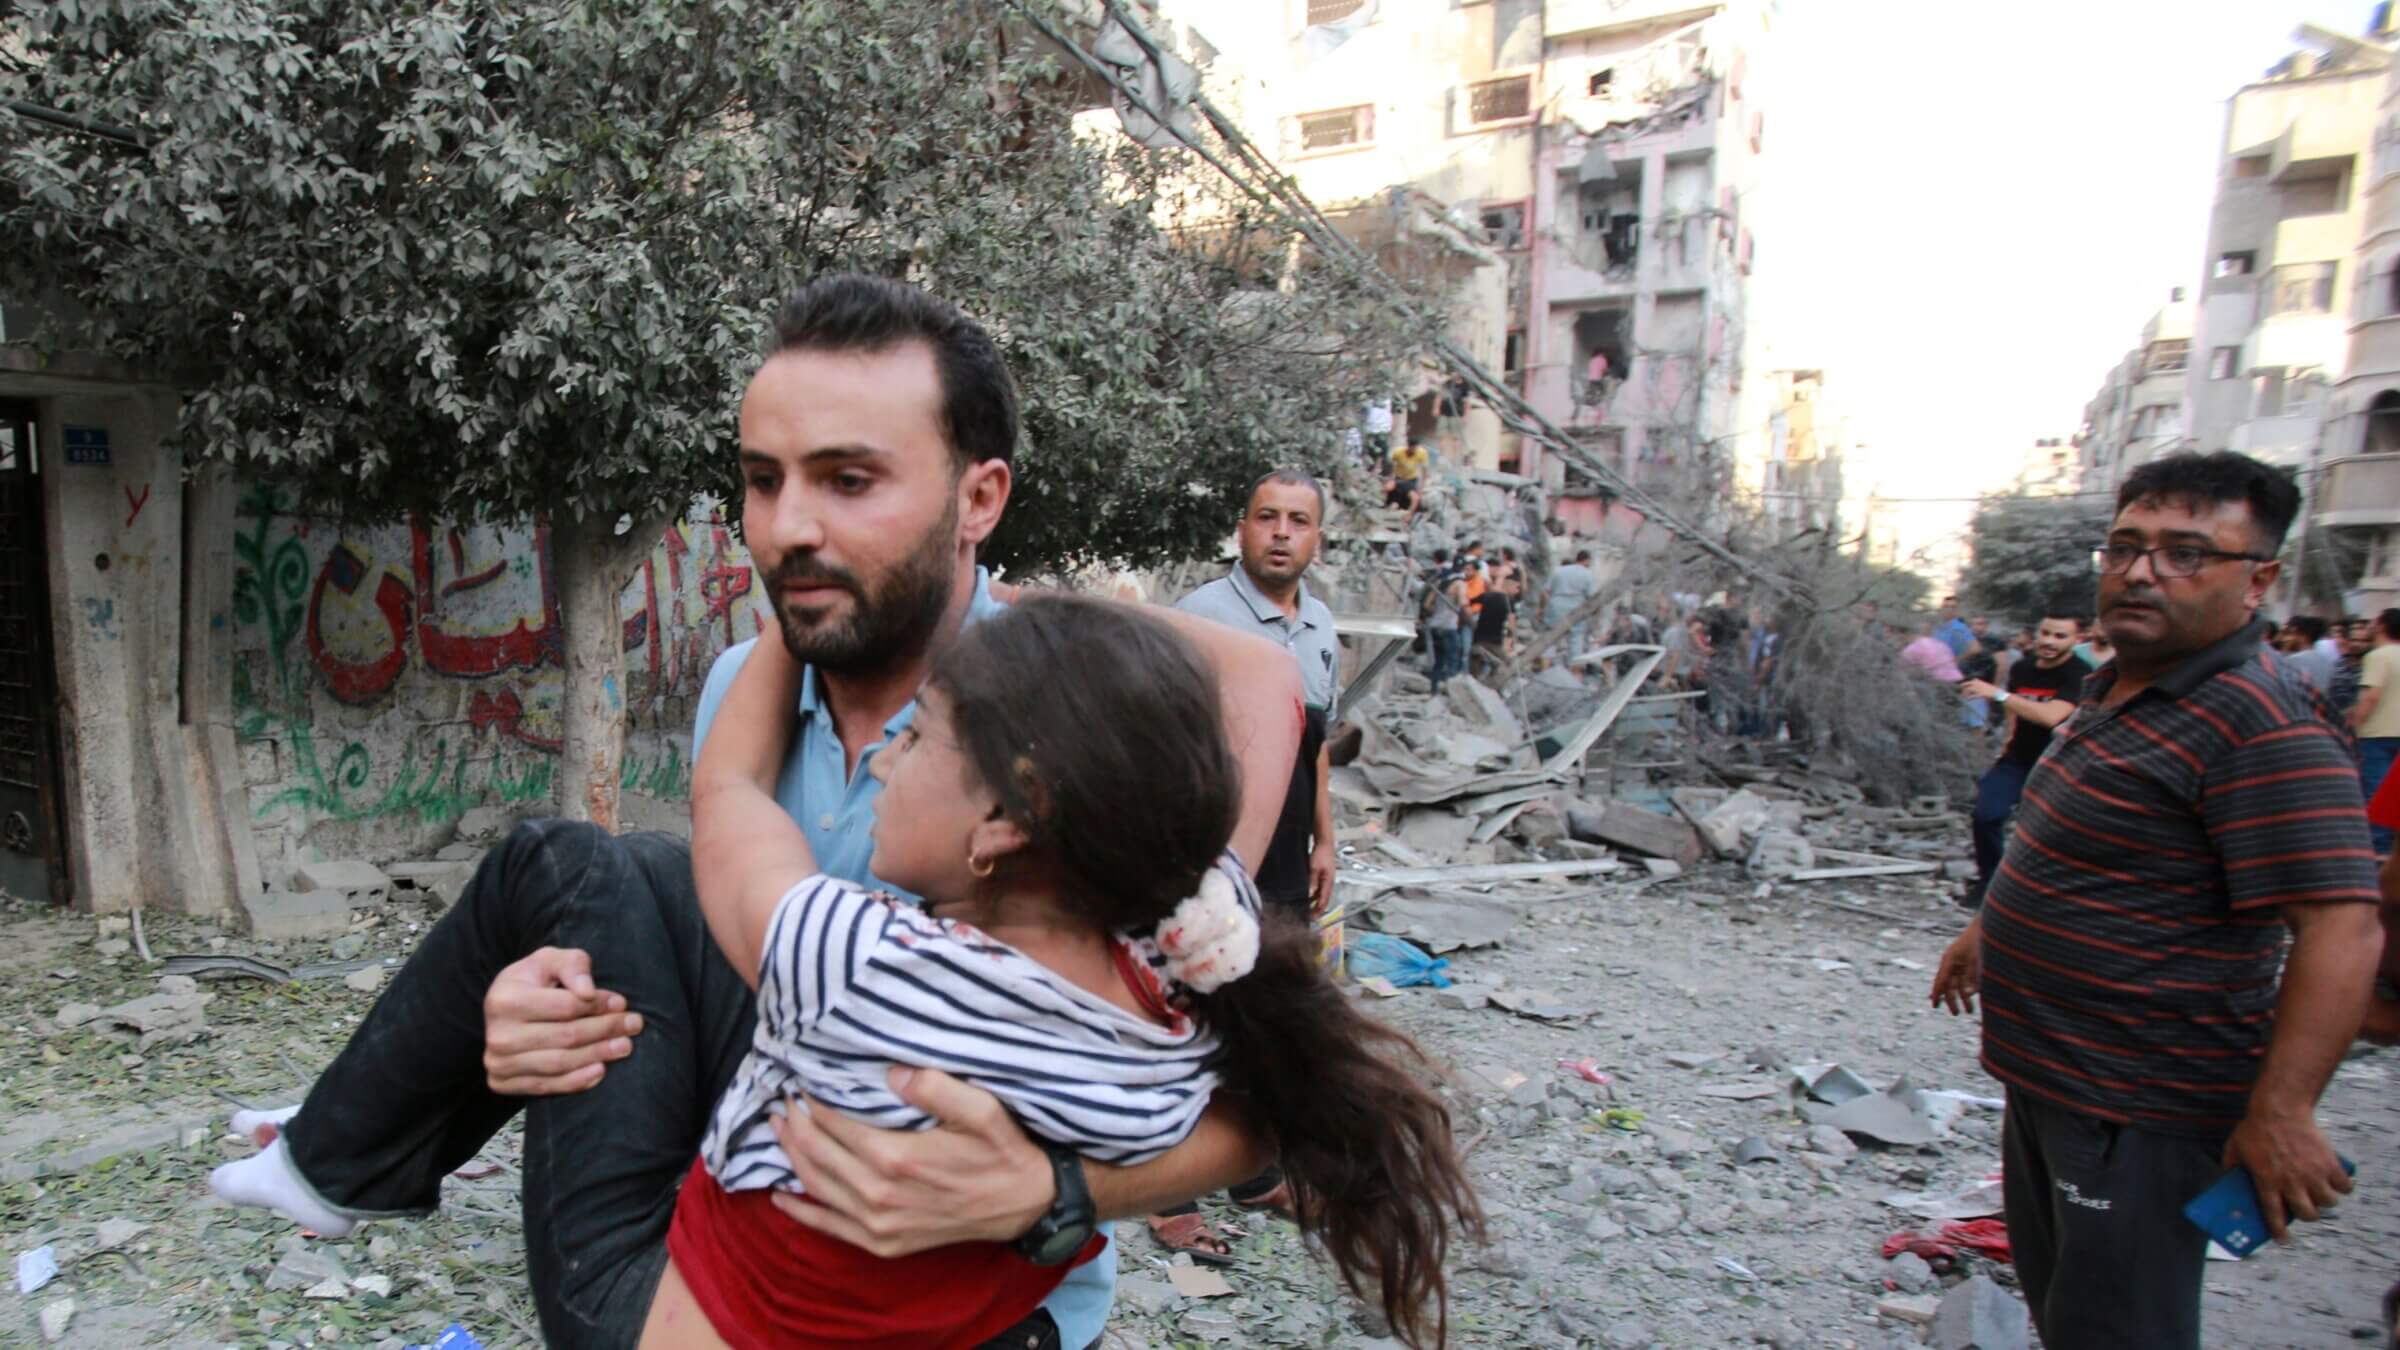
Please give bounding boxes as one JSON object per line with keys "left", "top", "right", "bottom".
{"left": 1144, "top": 866, "right": 1260, "bottom": 997}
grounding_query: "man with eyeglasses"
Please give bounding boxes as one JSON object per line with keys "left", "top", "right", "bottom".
{"left": 1928, "top": 451, "right": 2382, "bottom": 1350}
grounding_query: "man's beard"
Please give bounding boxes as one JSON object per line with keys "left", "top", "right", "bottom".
{"left": 767, "top": 500, "right": 958, "bottom": 678}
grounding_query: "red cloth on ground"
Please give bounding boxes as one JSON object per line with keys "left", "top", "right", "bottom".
{"left": 665, "top": 1156, "right": 1102, "bottom": 1349}
{"left": 1882, "top": 1218, "right": 2013, "bottom": 1265}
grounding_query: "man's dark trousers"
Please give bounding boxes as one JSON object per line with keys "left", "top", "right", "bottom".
{"left": 1968, "top": 759, "right": 2030, "bottom": 905}
{"left": 2001, "top": 1091, "right": 2222, "bottom": 1349}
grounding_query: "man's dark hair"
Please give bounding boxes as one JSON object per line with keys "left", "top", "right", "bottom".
{"left": 2038, "top": 598, "right": 2081, "bottom": 625}
{"left": 1574, "top": 549, "right": 1593, "bottom": 564}
{"left": 2114, "top": 450, "right": 2301, "bottom": 554}
{"left": 1248, "top": 469, "right": 1326, "bottom": 519}
{"left": 2378, "top": 607, "right": 2400, "bottom": 641}
{"left": 1429, "top": 547, "right": 1451, "bottom": 565}
{"left": 1463, "top": 539, "right": 1483, "bottom": 554}
{"left": 2289, "top": 615, "right": 2329, "bottom": 643}
{"left": 771, "top": 273, "right": 1018, "bottom": 469}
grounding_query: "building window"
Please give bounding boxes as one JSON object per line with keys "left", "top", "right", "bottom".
{"left": 1479, "top": 202, "right": 1528, "bottom": 250}
{"left": 2209, "top": 346, "right": 2239, "bottom": 379}
{"left": 1306, "top": 0, "right": 1367, "bottom": 24}
{"left": 1293, "top": 104, "right": 1372, "bottom": 153}
{"left": 2232, "top": 154, "right": 2270, "bottom": 179}
{"left": 2266, "top": 261, "right": 2337, "bottom": 316}
{"left": 1465, "top": 75, "right": 1533, "bottom": 126}
{"left": 1588, "top": 67, "right": 1615, "bottom": 96}
{"left": 2370, "top": 390, "right": 2400, "bottom": 453}
{"left": 1503, "top": 330, "right": 1525, "bottom": 379}
{"left": 2214, "top": 251, "right": 2255, "bottom": 278}
{"left": 2146, "top": 339, "right": 2189, "bottom": 375}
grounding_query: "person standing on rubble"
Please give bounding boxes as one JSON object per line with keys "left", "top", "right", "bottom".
{"left": 1544, "top": 549, "right": 1601, "bottom": 669}
{"left": 1419, "top": 549, "right": 1471, "bottom": 693}
{"left": 1155, "top": 469, "right": 1342, "bottom": 1261}
{"left": 1930, "top": 451, "right": 2381, "bottom": 1350}
{"left": 1468, "top": 565, "right": 1519, "bottom": 682}
{"left": 1953, "top": 606, "right": 2088, "bottom": 910}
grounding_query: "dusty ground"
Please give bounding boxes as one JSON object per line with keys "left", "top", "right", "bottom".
{"left": 3, "top": 856, "right": 2394, "bottom": 1349}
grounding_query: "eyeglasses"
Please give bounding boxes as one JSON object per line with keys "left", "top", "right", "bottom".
{"left": 2092, "top": 542, "right": 2275, "bottom": 578}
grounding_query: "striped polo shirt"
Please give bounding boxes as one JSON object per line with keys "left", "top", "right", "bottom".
{"left": 1979, "top": 619, "right": 2378, "bottom": 1138}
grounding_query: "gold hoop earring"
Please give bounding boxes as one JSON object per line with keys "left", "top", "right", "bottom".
{"left": 968, "top": 852, "right": 995, "bottom": 879}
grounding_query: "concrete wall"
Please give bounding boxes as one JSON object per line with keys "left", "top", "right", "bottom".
{"left": 2, "top": 365, "right": 260, "bottom": 916}
{"left": 228, "top": 490, "right": 761, "bottom": 882}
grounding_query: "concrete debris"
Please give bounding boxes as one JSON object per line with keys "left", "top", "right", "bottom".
{"left": 351, "top": 1274, "right": 395, "bottom": 1298}
{"left": 265, "top": 1248, "right": 349, "bottom": 1292}
{"left": 1886, "top": 1250, "right": 1936, "bottom": 1292}
{"left": 242, "top": 889, "right": 353, "bottom": 941}
{"left": 1358, "top": 892, "right": 1524, "bottom": 952}
{"left": 1876, "top": 1292, "right": 1942, "bottom": 1326}
{"left": 289, "top": 860, "right": 392, "bottom": 906}
{"left": 344, "top": 964, "right": 389, "bottom": 994}
{"left": 385, "top": 859, "right": 478, "bottom": 908}
{"left": 39, "top": 1297, "right": 74, "bottom": 1343}
{"left": 1743, "top": 827, "right": 1815, "bottom": 880}
{"left": 1568, "top": 801, "right": 1701, "bottom": 866}
{"left": 1698, "top": 789, "right": 1775, "bottom": 854}
{"left": 1811, "top": 1085, "right": 1938, "bottom": 1149}
{"left": 1933, "top": 1275, "right": 2031, "bottom": 1350}
{"left": 68, "top": 989, "right": 213, "bottom": 1049}
{"left": 1442, "top": 674, "right": 1523, "bottom": 743}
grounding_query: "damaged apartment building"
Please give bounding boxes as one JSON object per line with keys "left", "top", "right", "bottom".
{"left": 1156, "top": 0, "right": 1777, "bottom": 542}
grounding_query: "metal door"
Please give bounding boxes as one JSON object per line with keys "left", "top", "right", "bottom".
{"left": 0, "top": 400, "right": 68, "bottom": 904}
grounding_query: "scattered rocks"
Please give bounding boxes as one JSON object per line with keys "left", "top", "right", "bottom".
{"left": 1886, "top": 1250, "right": 1936, "bottom": 1293}
{"left": 1933, "top": 1274, "right": 2031, "bottom": 1350}
{"left": 344, "top": 964, "right": 388, "bottom": 994}
{"left": 39, "top": 1298, "right": 74, "bottom": 1343}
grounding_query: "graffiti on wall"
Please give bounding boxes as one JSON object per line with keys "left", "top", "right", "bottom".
{"left": 232, "top": 487, "right": 756, "bottom": 833}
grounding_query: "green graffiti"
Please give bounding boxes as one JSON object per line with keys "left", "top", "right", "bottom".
{"left": 231, "top": 486, "right": 556, "bottom": 826}
{"left": 620, "top": 743, "right": 690, "bottom": 801}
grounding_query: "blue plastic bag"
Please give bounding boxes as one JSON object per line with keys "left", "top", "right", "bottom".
{"left": 1346, "top": 932, "right": 1453, "bottom": 988}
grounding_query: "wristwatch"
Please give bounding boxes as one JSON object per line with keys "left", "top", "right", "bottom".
{"left": 1010, "top": 1137, "right": 1097, "bottom": 1266}
{"left": 1994, "top": 690, "right": 2010, "bottom": 705}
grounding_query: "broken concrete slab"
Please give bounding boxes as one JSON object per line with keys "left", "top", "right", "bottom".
{"left": 289, "top": 860, "right": 391, "bottom": 905}
{"left": 1875, "top": 1293, "right": 1941, "bottom": 1327}
{"left": 242, "top": 889, "right": 352, "bottom": 942}
{"left": 1395, "top": 809, "right": 1477, "bottom": 858}
{"left": 79, "top": 990, "right": 212, "bottom": 1049}
{"left": 384, "top": 859, "right": 477, "bottom": 908}
{"left": 1816, "top": 1087, "right": 1937, "bottom": 1148}
{"left": 1442, "top": 675, "right": 1523, "bottom": 743}
{"left": 1697, "top": 789, "right": 1773, "bottom": 855}
{"left": 1568, "top": 801, "right": 1701, "bottom": 867}
{"left": 1932, "top": 1275, "right": 2030, "bottom": 1350}
{"left": 1744, "top": 828, "right": 1815, "bottom": 879}
{"left": 1363, "top": 893, "right": 1520, "bottom": 952}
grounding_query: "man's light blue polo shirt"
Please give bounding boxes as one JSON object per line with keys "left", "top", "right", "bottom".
{"left": 689, "top": 568, "right": 1119, "bottom": 1345}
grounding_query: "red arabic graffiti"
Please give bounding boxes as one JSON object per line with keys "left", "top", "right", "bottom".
{"left": 304, "top": 520, "right": 565, "bottom": 705}
{"left": 621, "top": 520, "right": 760, "bottom": 701}
{"left": 467, "top": 687, "right": 563, "bottom": 752}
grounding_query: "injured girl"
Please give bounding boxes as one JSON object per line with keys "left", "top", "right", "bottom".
{"left": 639, "top": 595, "right": 1481, "bottom": 1348}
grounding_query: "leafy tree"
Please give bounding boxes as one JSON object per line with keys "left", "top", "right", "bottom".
{"left": 1959, "top": 492, "right": 2113, "bottom": 628}
{"left": 2, "top": 0, "right": 1438, "bottom": 826}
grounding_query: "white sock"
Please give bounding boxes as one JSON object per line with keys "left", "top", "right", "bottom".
{"left": 228, "top": 1104, "right": 301, "bottom": 1146}
{"left": 209, "top": 1136, "right": 356, "bottom": 1237}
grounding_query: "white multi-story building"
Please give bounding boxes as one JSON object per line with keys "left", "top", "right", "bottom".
{"left": 2184, "top": 23, "right": 2392, "bottom": 469}
{"left": 2315, "top": 21, "right": 2400, "bottom": 616}
{"left": 2077, "top": 290, "right": 2196, "bottom": 488}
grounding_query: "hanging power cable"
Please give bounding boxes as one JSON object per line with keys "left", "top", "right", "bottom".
{"left": 1002, "top": 0, "right": 1796, "bottom": 597}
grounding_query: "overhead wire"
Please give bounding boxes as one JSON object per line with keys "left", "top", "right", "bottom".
{"left": 1002, "top": 0, "right": 1798, "bottom": 596}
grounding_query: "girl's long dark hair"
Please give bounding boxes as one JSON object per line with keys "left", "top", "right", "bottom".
{"left": 932, "top": 596, "right": 1483, "bottom": 1347}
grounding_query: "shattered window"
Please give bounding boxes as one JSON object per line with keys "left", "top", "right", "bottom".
{"left": 1296, "top": 105, "right": 1371, "bottom": 151}
{"left": 1467, "top": 75, "right": 1532, "bottom": 126}
{"left": 2145, "top": 339, "right": 2188, "bottom": 375}
{"left": 1479, "top": 203, "right": 1528, "bottom": 250}
{"left": 2265, "top": 262, "right": 2336, "bottom": 315}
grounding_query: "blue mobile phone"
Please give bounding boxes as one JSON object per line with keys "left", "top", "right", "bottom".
{"left": 2183, "top": 1157, "right": 2357, "bottom": 1257}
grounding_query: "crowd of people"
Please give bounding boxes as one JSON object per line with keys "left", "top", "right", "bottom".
{"left": 187, "top": 280, "right": 2398, "bottom": 1350}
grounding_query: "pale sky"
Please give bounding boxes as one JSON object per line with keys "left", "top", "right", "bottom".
{"left": 1758, "top": 0, "right": 2373, "bottom": 566}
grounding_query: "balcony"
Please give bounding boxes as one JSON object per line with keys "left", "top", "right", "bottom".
{"left": 2316, "top": 452, "right": 2400, "bottom": 527}
{"left": 2272, "top": 213, "right": 2355, "bottom": 267}
{"left": 1545, "top": 0, "right": 1720, "bottom": 40}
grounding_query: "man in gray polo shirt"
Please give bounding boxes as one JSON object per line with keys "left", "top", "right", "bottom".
{"left": 1176, "top": 469, "right": 1339, "bottom": 914}
{"left": 1150, "top": 468, "right": 1336, "bottom": 1261}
